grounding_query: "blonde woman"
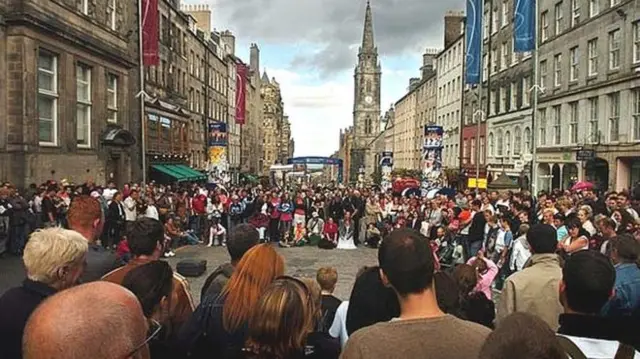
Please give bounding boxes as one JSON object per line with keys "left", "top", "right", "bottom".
{"left": 0, "top": 228, "right": 88, "bottom": 359}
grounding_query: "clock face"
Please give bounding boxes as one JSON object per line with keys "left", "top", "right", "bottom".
{"left": 365, "top": 95, "right": 373, "bottom": 104}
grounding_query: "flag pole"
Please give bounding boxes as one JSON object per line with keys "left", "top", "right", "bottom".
{"left": 474, "top": 39, "right": 484, "bottom": 194}
{"left": 530, "top": 0, "right": 540, "bottom": 195}
{"left": 138, "top": 0, "right": 147, "bottom": 185}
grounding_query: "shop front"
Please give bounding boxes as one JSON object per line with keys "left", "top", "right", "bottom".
{"left": 535, "top": 152, "right": 580, "bottom": 193}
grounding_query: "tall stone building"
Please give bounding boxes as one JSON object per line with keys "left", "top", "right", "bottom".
{"left": 220, "top": 30, "right": 241, "bottom": 181}
{"left": 0, "top": 0, "right": 139, "bottom": 187}
{"left": 351, "top": 0, "right": 381, "bottom": 181}
{"left": 261, "top": 72, "right": 284, "bottom": 172}
{"left": 240, "top": 44, "right": 264, "bottom": 175}
{"left": 280, "top": 115, "right": 294, "bottom": 160}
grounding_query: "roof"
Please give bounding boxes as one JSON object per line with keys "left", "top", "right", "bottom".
{"left": 487, "top": 173, "right": 519, "bottom": 190}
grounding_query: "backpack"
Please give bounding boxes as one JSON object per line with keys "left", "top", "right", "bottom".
{"left": 557, "top": 335, "right": 636, "bottom": 359}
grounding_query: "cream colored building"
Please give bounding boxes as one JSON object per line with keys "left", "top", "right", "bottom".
{"left": 392, "top": 85, "right": 418, "bottom": 170}
{"left": 261, "top": 73, "right": 284, "bottom": 173}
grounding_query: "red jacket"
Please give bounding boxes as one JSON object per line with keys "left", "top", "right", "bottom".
{"left": 192, "top": 194, "right": 206, "bottom": 214}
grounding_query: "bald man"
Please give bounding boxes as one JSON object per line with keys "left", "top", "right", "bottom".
{"left": 23, "top": 282, "right": 150, "bottom": 359}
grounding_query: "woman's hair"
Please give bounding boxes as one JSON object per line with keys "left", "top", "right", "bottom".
{"left": 23, "top": 227, "right": 88, "bottom": 285}
{"left": 122, "top": 260, "right": 173, "bottom": 318}
{"left": 346, "top": 266, "right": 400, "bottom": 335}
{"left": 244, "top": 278, "right": 314, "bottom": 359}
{"left": 579, "top": 205, "right": 593, "bottom": 219}
{"left": 453, "top": 264, "right": 478, "bottom": 297}
{"left": 479, "top": 312, "right": 566, "bottom": 359}
{"left": 222, "top": 244, "right": 285, "bottom": 332}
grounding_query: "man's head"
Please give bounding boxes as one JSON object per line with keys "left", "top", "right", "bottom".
{"left": 23, "top": 228, "right": 88, "bottom": 290}
{"left": 23, "top": 282, "right": 150, "bottom": 359}
{"left": 598, "top": 217, "right": 617, "bottom": 238}
{"left": 470, "top": 199, "right": 482, "bottom": 211}
{"left": 526, "top": 224, "right": 558, "bottom": 254}
{"left": 316, "top": 267, "right": 338, "bottom": 293}
{"left": 67, "top": 195, "right": 104, "bottom": 242}
{"left": 227, "top": 224, "right": 259, "bottom": 264}
{"left": 378, "top": 229, "right": 435, "bottom": 297}
{"left": 128, "top": 218, "right": 165, "bottom": 259}
{"left": 560, "top": 250, "right": 615, "bottom": 314}
{"left": 610, "top": 234, "right": 640, "bottom": 265}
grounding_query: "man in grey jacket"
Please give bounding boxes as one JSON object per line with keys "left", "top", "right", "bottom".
{"left": 200, "top": 224, "right": 259, "bottom": 301}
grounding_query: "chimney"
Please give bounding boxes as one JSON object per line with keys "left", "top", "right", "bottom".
{"left": 181, "top": 3, "right": 212, "bottom": 32}
{"left": 250, "top": 43, "right": 260, "bottom": 74}
{"left": 408, "top": 78, "right": 421, "bottom": 91}
{"left": 221, "top": 30, "right": 236, "bottom": 55}
{"left": 421, "top": 48, "right": 438, "bottom": 79}
{"left": 444, "top": 11, "right": 465, "bottom": 49}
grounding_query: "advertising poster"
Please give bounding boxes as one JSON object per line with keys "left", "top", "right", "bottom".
{"left": 208, "top": 121, "right": 228, "bottom": 147}
{"left": 422, "top": 125, "right": 444, "bottom": 191}
{"left": 380, "top": 151, "right": 393, "bottom": 191}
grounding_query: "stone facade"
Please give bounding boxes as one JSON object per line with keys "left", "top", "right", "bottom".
{"left": 240, "top": 44, "right": 264, "bottom": 175}
{"left": 261, "top": 73, "right": 284, "bottom": 173}
{"left": 535, "top": 0, "right": 640, "bottom": 192}
{"left": 220, "top": 31, "right": 241, "bottom": 179}
{"left": 393, "top": 85, "right": 418, "bottom": 169}
{"left": 0, "top": 0, "right": 139, "bottom": 187}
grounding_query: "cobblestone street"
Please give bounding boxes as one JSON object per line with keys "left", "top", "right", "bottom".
{"left": 0, "top": 245, "right": 379, "bottom": 304}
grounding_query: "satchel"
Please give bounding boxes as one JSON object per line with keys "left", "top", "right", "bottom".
{"left": 177, "top": 259, "right": 207, "bottom": 277}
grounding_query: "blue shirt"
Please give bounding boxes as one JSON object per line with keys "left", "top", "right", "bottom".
{"left": 556, "top": 225, "right": 568, "bottom": 242}
{"left": 602, "top": 263, "right": 640, "bottom": 317}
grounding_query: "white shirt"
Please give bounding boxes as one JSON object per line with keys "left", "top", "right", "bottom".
{"left": 510, "top": 236, "right": 532, "bottom": 272}
{"left": 558, "top": 335, "right": 640, "bottom": 359}
{"left": 329, "top": 301, "right": 349, "bottom": 348}
{"left": 102, "top": 188, "right": 117, "bottom": 203}
{"left": 123, "top": 196, "right": 137, "bottom": 221}
{"left": 145, "top": 205, "right": 159, "bottom": 221}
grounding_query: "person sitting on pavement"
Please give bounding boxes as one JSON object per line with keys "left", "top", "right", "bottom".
{"left": 0, "top": 228, "right": 88, "bottom": 359}
{"left": 557, "top": 250, "right": 640, "bottom": 353}
{"left": 497, "top": 224, "right": 563, "bottom": 330}
{"left": 67, "top": 195, "right": 123, "bottom": 282}
{"left": 102, "top": 217, "right": 194, "bottom": 336}
{"left": 22, "top": 282, "right": 150, "bottom": 359}
{"left": 200, "top": 223, "right": 260, "bottom": 302}
{"left": 342, "top": 228, "right": 490, "bottom": 359}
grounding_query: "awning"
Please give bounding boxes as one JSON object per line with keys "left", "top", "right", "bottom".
{"left": 151, "top": 165, "right": 188, "bottom": 182}
{"left": 166, "top": 164, "right": 207, "bottom": 181}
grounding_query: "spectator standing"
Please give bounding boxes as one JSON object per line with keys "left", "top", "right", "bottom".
{"left": 316, "top": 267, "right": 341, "bottom": 333}
{"left": 601, "top": 235, "right": 640, "bottom": 318}
{"left": 496, "top": 224, "right": 563, "bottom": 330}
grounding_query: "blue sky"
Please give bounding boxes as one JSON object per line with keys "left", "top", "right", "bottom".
{"left": 183, "top": 0, "right": 464, "bottom": 157}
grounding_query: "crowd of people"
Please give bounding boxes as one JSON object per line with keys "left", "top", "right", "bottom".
{"left": 0, "top": 178, "right": 639, "bottom": 358}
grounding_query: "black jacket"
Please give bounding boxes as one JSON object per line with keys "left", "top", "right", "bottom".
{"left": 558, "top": 313, "right": 640, "bottom": 351}
{"left": 81, "top": 243, "right": 123, "bottom": 283}
{"left": 0, "top": 279, "right": 57, "bottom": 359}
{"left": 469, "top": 212, "right": 487, "bottom": 242}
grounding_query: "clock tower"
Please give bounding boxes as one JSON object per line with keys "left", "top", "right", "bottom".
{"left": 351, "top": 0, "right": 381, "bottom": 179}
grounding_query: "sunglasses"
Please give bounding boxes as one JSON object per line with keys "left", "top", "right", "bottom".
{"left": 125, "top": 319, "right": 162, "bottom": 358}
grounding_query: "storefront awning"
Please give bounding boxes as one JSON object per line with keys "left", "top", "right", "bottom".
{"left": 165, "top": 164, "right": 207, "bottom": 181}
{"left": 151, "top": 165, "right": 188, "bottom": 182}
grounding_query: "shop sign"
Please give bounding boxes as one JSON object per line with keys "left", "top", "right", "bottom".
{"left": 576, "top": 149, "right": 596, "bottom": 161}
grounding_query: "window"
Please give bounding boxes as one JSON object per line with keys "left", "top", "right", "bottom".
{"left": 463, "top": 140, "right": 469, "bottom": 164}
{"left": 633, "top": 89, "right": 640, "bottom": 140}
{"left": 107, "top": 0, "right": 116, "bottom": 30}
{"left": 501, "top": 42, "right": 508, "bottom": 70}
{"left": 514, "top": 127, "right": 522, "bottom": 155}
{"left": 483, "top": 10, "right": 489, "bottom": 39}
{"left": 553, "top": 105, "right": 562, "bottom": 145}
{"left": 571, "top": 0, "right": 580, "bottom": 27}
{"left": 570, "top": 46, "right": 579, "bottom": 81}
{"left": 491, "top": 48, "right": 498, "bottom": 74}
{"left": 38, "top": 52, "right": 58, "bottom": 145}
{"left": 524, "top": 127, "right": 531, "bottom": 153}
{"left": 609, "top": 92, "right": 620, "bottom": 141}
{"left": 500, "top": 87, "right": 507, "bottom": 113}
{"left": 610, "top": 0, "right": 620, "bottom": 6}
{"left": 80, "top": 0, "right": 88, "bottom": 15}
{"left": 633, "top": 22, "right": 640, "bottom": 64}
{"left": 492, "top": 7, "right": 499, "bottom": 34}
{"left": 589, "top": 0, "right": 599, "bottom": 17}
{"left": 541, "top": 11, "right": 549, "bottom": 41}
{"left": 479, "top": 136, "right": 486, "bottom": 164}
{"left": 497, "top": 130, "right": 504, "bottom": 156}
{"left": 488, "top": 133, "right": 495, "bottom": 156}
{"left": 553, "top": 54, "right": 562, "bottom": 87}
{"left": 540, "top": 60, "right": 548, "bottom": 89}
{"left": 107, "top": 74, "right": 118, "bottom": 123}
{"left": 511, "top": 40, "right": 518, "bottom": 66}
{"left": 588, "top": 39, "right": 598, "bottom": 76}
{"left": 609, "top": 29, "right": 620, "bottom": 70}
{"left": 555, "top": 2, "right": 564, "bottom": 35}
{"left": 490, "top": 89, "right": 497, "bottom": 115}
{"left": 539, "top": 108, "right": 547, "bottom": 145}
{"left": 522, "top": 76, "right": 531, "bottom": 106}
{"left": 505, "top": 131, "right": 511, "bottom": 156}
{"left": 510, "top": 82, "right": 518, "bottom": 110}
{"left": 76, "top": 65, "right": 92, "bottom": 147}
{"left": 569, "top": 102, "right": 578, "bottom": 144}
{"left": 501, "top": 0, "right": 509, "bottom": 27}
{"left": 589, "top": 97, "right": 599, "bottom": 143}
{"left": 470, "top": 138, "right": 476, "bottom": 165}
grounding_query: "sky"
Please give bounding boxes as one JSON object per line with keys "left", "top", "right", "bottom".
{"left": 183, "top": 0, "right": 465, "bottom": 157}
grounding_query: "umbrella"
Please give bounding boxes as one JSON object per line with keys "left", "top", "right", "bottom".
{"left": 571, "top": 181, "right": 594, "bottom": 191}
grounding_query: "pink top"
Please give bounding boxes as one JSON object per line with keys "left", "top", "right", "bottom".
{"left": 466, "top": 257, "right": 498, "bottom": 300}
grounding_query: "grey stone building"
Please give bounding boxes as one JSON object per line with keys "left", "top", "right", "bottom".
{"left": 0, "top": 0, "right": 140, "bottom": 188}
{"left": 351, "top": 1, "right": 382, "bottom": 182}
{"left": 536, "top": 0, "right": 640, "bottom": 192}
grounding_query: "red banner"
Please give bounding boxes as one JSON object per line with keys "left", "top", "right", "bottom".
{"left": 141, "top": 0, "right": 159, "bottom": 66}
{"left": 235, "top": 63, "right": 248, "bottom": 125}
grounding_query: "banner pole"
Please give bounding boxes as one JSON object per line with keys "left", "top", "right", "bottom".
{"left": 138, "top": 0, "right": 147, "bottom": 185}
{"left": 530, "top": 0, "right": 539, "bottom": 195}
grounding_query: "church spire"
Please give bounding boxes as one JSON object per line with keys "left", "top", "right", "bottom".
{"left": 360, "top": 0, "right": 375, "bottom": 53}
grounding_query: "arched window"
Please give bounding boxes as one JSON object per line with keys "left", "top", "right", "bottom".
{"left": 497, "top": 129, "right": 504, "bottom": 156}
{"left": 514, "top": 126, "right": 522, "bottom": 155}
{"left": 365, "top": 116, "right": 372, "bottom": 134}
{"left": 366, "top": 80, "right": 372, "bottom": 93}
{"left": 524, "top": 127, "right": 531, "bottom": 153}
{"left": 488, "top": 133, "right": 495, "bottom": 157}
{"left": 505, "top": 131, "right": 511, "bottom": 157}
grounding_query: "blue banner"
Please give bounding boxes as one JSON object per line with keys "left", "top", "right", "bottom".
{"left": 465, "top": 0, "right": 482, "bottom": 84}
{"left": 514, "top": 0, "right": 536, "bottom": 52}
{"left": 208, "top": 121, "right": 227, "bottom": 146}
